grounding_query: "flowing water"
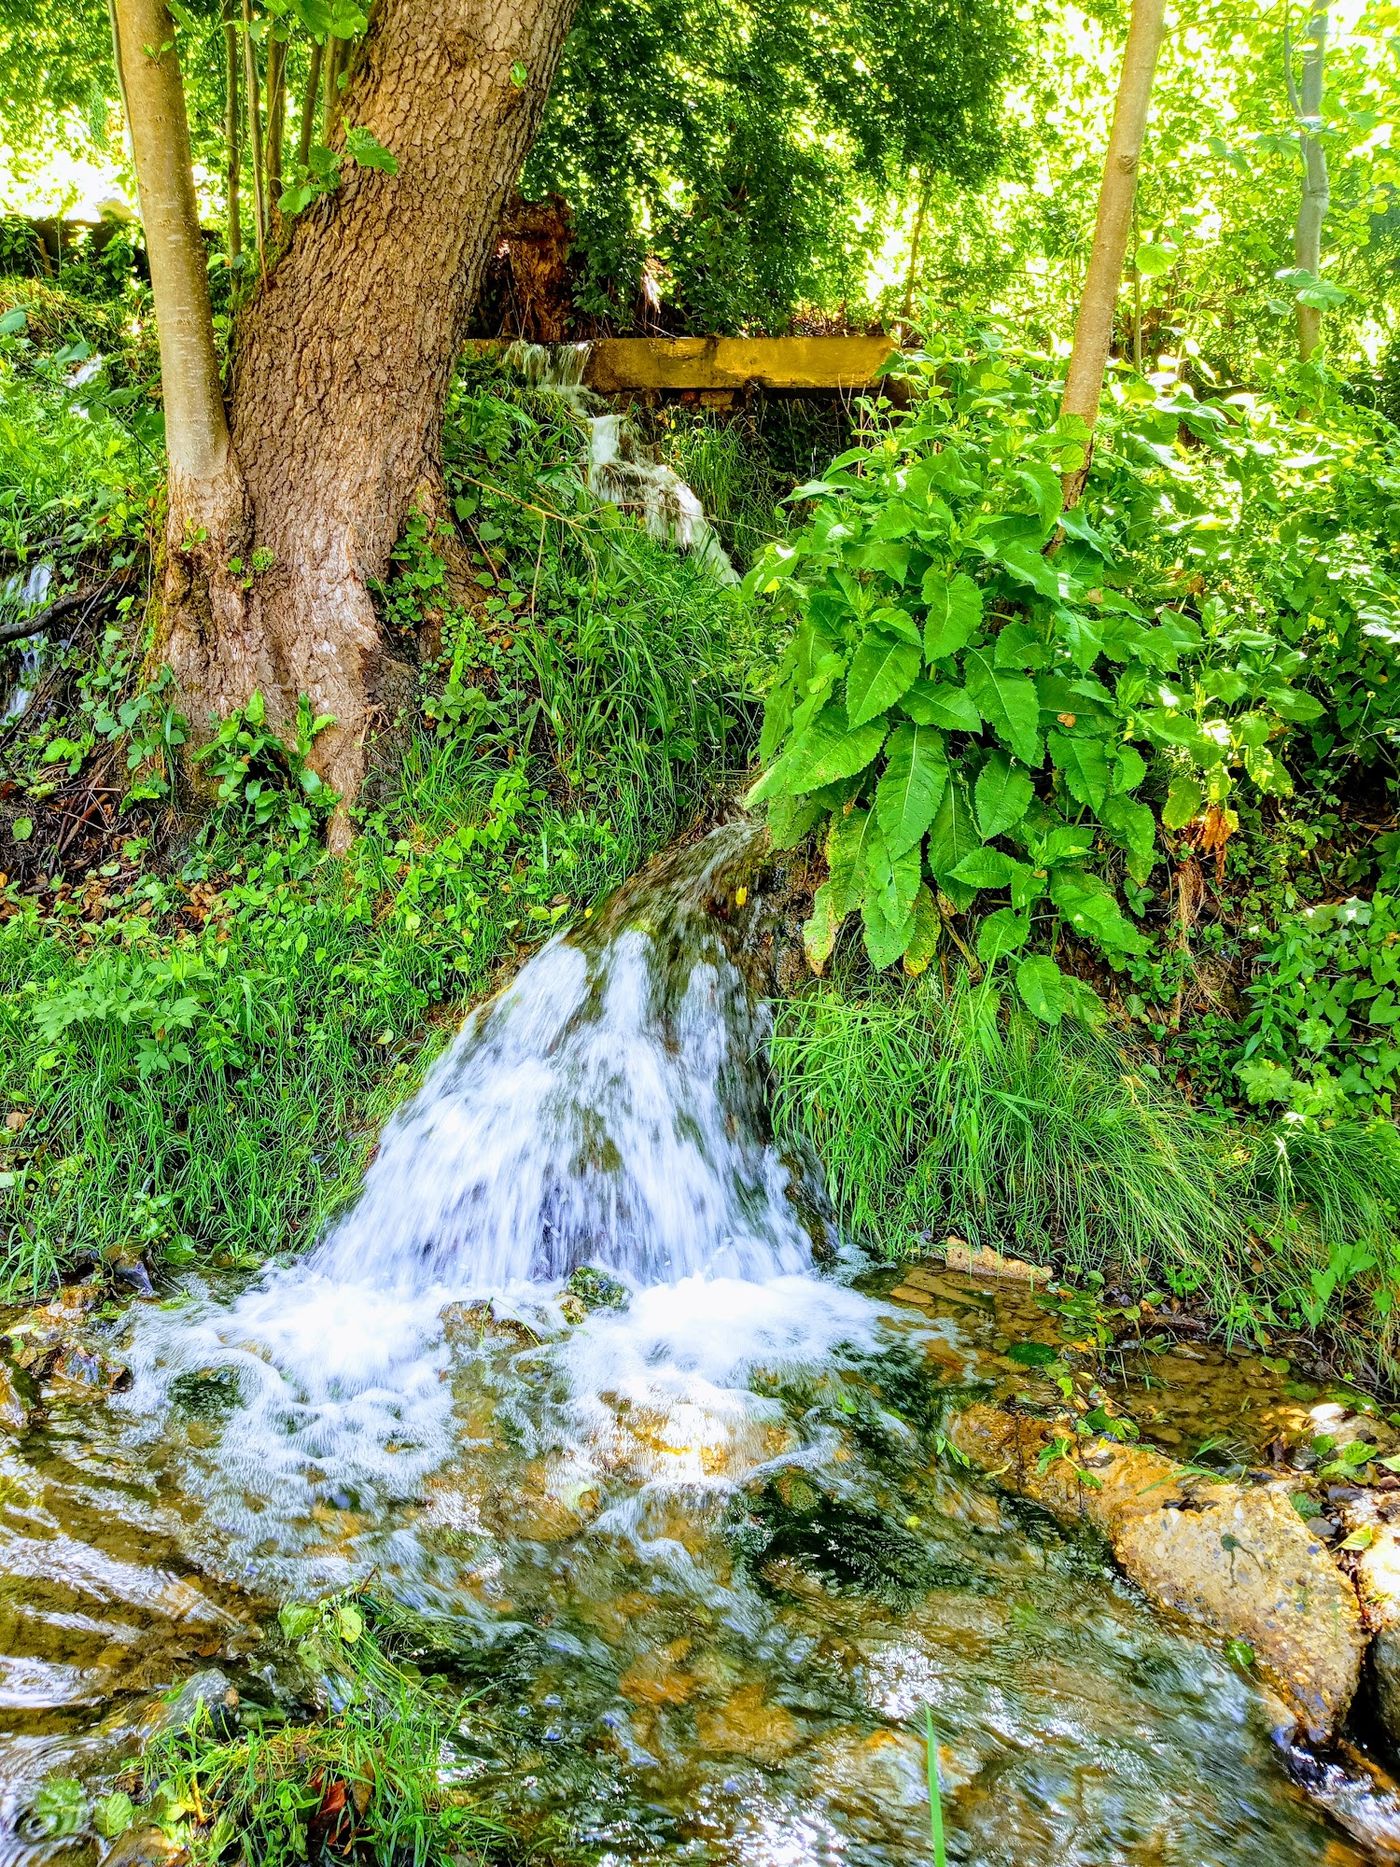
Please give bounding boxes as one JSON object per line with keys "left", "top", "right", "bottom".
{"left": 503, "top": 341, "right": 739, "bottom": 581}
{"left": 1, "top": 566, "right": 54, "bottom": 726}
{"left": 0, "top": 824, "right": 1388, "bottom": 1863}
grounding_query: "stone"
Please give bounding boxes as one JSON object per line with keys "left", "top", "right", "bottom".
{"left": 945, "top": 1401, "right": 1365, "bottom": 1741}
{"left": 1355, "top": 1522, "right": 1400, "bottom": 1750}
{"left": 694, "top": 1682, "right": 800, "bottom": 1763}
{"left": 943, "top": 1240, "right": 1050, "bottom": 1283}
{"left": 0, "top": 1357, "right": 30, "bottom": 1433}
{"left": 102, "top": 1828, "right": 190, "bottom": 1867}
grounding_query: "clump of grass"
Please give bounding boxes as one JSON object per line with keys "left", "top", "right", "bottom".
{"left": 141, "top": 1596, "right": 509, "bottom": 1867}
{"left": 770, "top": 969, "right": 1400, "bottom": 1382}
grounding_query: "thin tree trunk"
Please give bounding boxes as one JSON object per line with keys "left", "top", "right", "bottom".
{"left": 264, "top": 31, "right": 287, "bottom": 223}
{"left": 1288, "top": 1, "right": 1331, "bottom": 361}
{"left": 112, "top": 0, "right": 250, "bottom": 718}
{"left": 321, "top": 33, "right": 342, "bottom": 142}
{"left": 223, "top": 0, "right": 241, "bottom": 262}
{"left": 160, "top": 0, "right": 580, "bottom": 847}
{"left": 1060, "top": 0, "right": 1167, "bottom": 507}
{"left": 240, "top": 0, "right": 267, "bottom": 264}
{"left": 900, "top": 179, "right": 931, "bottom": 324}
{"left": 297, "top": 38, "right": 323, "bottom": 172}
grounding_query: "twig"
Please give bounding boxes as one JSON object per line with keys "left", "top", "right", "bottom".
{"left": 0, "top": 590, "right": 96, "bottom": 647}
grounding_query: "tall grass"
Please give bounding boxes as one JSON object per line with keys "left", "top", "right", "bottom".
{"left": 770, "top": 970, "right": 1400, "bottom": 1378}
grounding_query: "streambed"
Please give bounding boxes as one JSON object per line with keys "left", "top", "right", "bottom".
{"left": 0, "top": 825, "right": 1390, "bottom": 1863}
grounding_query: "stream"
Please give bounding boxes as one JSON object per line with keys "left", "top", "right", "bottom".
{"left": 0, "top": 822, "right": 1387, "bottom": 1863}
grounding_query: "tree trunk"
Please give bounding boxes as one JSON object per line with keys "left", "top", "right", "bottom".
{"left": 157, "top": 0, "right": 579, "bottom": 845}
{"left": 114, "top": 0, "right": 251, "bottom": 744}
{"left": 297, "top": 38, "right": 324, "bottom": 172}
{"left": 1289, "top": 2, "right": 1330, "bottom": 362}
{"left": 240, "top": 0, "right": 267, "bottom": 263}
{"left": 264, "top": 31, "right": 288, "bottom": 224}
{"left": 223, "top": 0, "right": 241, "bottom": 262}
{"left": 1060, "top": 0, "right": 1167, "bottom": 507}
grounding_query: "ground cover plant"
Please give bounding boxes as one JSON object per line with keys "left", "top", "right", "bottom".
{"left": 0, "top": 364, "right": 765, "bottom": 1297}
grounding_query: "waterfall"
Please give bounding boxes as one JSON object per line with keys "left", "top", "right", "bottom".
{"left": 1, "top": 564, "right": 53, "bottom": 725}
{"left": 503, "top": 340, "right": 739, "bottom": 582}
{"left": 118, "top": 821, "right": 875, "bottom": 1584}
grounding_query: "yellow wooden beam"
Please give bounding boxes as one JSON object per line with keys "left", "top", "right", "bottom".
{"left": 464, "top": 334, "right": 899, "bottom": 393}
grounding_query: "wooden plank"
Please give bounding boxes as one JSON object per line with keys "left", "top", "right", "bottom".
{"left": 584, "top": 334, "right": 897, "bottom": 393}
{"left": 462, "top": 334, "right": 899, "bottom": 393}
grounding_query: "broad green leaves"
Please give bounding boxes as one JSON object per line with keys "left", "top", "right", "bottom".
{"left": 749, "top": 354, "right": 1333, "bottom": 1012}
{"left": 876, "top": 724, "right": 948, "bottom": 856}
{"left": 847, "top": 632, "right": 920, "bottom": 726}
{"left": 964, "top": 652, "right": 1040, "bottom": 764}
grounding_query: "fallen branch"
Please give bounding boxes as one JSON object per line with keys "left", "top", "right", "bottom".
{"left": 0, "top": 589, "right": 100, "bottom": 648}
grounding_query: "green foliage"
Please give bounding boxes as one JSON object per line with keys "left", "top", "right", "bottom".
{"left": 278, "top": 122, "right": 398, "bottom": 217}
{"left": 524, "top": 0, "right": 1018, "bottom": 329}
{"left": 0, "top": 298, "right": 156, "bottom": 569}
{"left": 1237, "top": 894, "right": 1400, "bottom": 1118}
{"left": 769, "top": 966, "right": 1400, "bottom": 1379}
{"left": 750, "top": 342, "right": 1341, "bottom": 1008}
{"left": 140, "top": 1593, "right": 507, "bottom": 1867}
{"left": 193, "top": 690, "right": 336, "bottom": 836}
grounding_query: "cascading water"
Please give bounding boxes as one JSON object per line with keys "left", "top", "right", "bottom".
{"left": 504, "top": 340, "right": 739, "bottom": 582}
{"left": 1, "top": 566, "right": 53, "bottom": 726}
{"left": 2, "top": 822, "right": 1392, "bottom": 1864}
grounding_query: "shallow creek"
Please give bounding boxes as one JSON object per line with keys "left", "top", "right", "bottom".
{"left": 0, "top": 825, "right": 1386, "bottom": 1864}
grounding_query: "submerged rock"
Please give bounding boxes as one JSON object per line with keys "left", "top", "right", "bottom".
{"left": 945, "top": 1401, "right": 1365, "bottom": 1742}
{"left": 1355, "top": 1524, "right": 1400, "bottom": 1753}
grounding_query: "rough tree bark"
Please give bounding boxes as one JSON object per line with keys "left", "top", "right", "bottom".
{"left": 119, "top": 0, "right": 579, "bottom": 846}
{"left": 1287, "top": 1, "right": 1331, "bottom": 362}
{"left": 1059, "top": 0, "right": 1167, "bottom": 508}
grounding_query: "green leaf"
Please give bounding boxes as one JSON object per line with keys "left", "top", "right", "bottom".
{"left": 876, "top": 723, "right": 948, "bottom": 858}
{"left": 949, "top": 846, "right": 1021, "bottom": 889}
{"left": 1015, "top": 955, "right": 1066, "bottom": 1025}
{"left": 861, "top": 890, "right": 914, "bottom": 969}
{"left": 965, "top": 652, "right": 1041, "bottom": 765}
{"left": 1161, "top": 774, "right": 1204, "bottom": 831}
{"left": 846, "top": 632, "right": 921, "bottom": 729}
{"left": 0, "top": 306, "right": 28, "bottom": 336}
{"left": 768, "top": 791, "right": 825, "bottom": 851}
{"left": 279, "top": 1602, "right": 318, "bottom": 1640}
{"left": 1267, "top": 685, "right": 1325, "bottom": 723}
{"left": 1134, "top": 240, "right": 1179, "bottom": 278}
{"left": 903, "top": 886, "right": 941, "bottom": 976}
{"left": 11, "top": 817, "right": 33, "bottom": 842}
{"left": 974, "top": 750, "right": 1034, "bottom": 841}
{"left": 992, "top": 539, "right": 1066, "bottom": 600}
{"left": 976, "top": 906, "right": 1029, "bottom": 962}
{"left": 926, "top": 780, "right": 980, "bottom": 908}
{"left": 902, "top": 679, "right": 981, "bottom": 733}
{"left": 1050, "top": 869, "right": 1147, "bottom": 954}
{"left": 869, "top": 832, "right": 922, "bottom": 925}
{"left": 826, "top": 805, "right": 880, "bottom": 917}
{"left": 95, "top": 1793, "right": 135, "bottom": 1841}
{"left": 510, "top": 57, "right": 529, "bottom": 86}
{"left": 342, "top": 123, "right": 398, "bottom": 174}
{"left": 765, "top": 706, "right": 888, "bottom": 798}
{"left": 922, "top": 571, "right": 982, "bottom": 663}
{"left": 1048, "top": 730, "right": 1110, "bottom": 812}
{"left": 1061, "top": 975, "right": 1108, "bottom": 1028}
{"left": 803, "top": 882, "right": 840, "bottom": 974}
{"left": 1099, "top": 794, "right": 1157, "bottom": 879}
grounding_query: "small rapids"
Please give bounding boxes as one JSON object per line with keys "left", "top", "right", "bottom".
{"left": 1, "top": 566, "right": 53, "bottom": 726}
{"left": 0, "top": 823, "right": 1390, "bottom": 1862}
{"left": 504, "top": 339, "right": 739, "bottom": 582}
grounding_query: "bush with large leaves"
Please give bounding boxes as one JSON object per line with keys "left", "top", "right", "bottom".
{"left": 748, "top": 341, "right": 1337, "bottom": 1023}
